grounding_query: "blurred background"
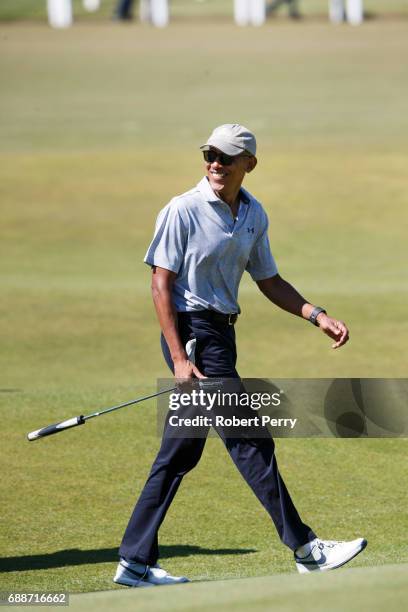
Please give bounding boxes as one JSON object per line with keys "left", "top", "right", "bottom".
{"left": 1, "top": 0, "right": 407, "bottom": 386}
{"left": 1, "top": 0, "right": 407, "bottom": 600}
{"left": 1, "top": 1, "right": 408, "bottom": 22}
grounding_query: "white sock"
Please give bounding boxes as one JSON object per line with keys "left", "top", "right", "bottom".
{"left": 295, "top": 538, "right": 319, "bottom": 558}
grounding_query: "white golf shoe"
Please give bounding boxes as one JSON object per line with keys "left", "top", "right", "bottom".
{"left": 295, "top": 537, "right": 367, "bottom": 574}
{"left": 113, "top": 559, "right": 189, "bottom": 587}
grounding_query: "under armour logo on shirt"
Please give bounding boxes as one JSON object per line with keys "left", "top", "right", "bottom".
{"left": 247, "top": 227, "right": 255, "bottom": 234}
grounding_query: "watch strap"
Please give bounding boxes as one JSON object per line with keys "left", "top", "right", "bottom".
{"left": 309, "top": 307, "right": 327, "bottom": 327}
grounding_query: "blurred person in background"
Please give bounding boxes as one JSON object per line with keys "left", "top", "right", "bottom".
{"left": 267, "top": 0, "right": 302, "bottom": 19}
{"left": 114, "top": 0, "right": 134, "bottom": 20}
{"left": 114, "top": 0, "right": 167, "bottom": 24}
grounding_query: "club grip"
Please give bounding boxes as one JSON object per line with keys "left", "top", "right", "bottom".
{"left": 27, "top": 415, "right": 85, "bottom": 441}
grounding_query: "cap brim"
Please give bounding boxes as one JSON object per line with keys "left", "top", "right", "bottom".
{"left": 200, "top": 138, "right": 245, "bottom": 156}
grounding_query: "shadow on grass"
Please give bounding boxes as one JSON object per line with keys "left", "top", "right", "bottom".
{"left": 0, "top": 545, "right": 257, "bottom": 572}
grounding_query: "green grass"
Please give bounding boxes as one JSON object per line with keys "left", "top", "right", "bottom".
{"left": 68, "top": 565, "right": 408, "bottom": 611}
{"left": 0, "top": 17, "right": 407, "bottom": 610}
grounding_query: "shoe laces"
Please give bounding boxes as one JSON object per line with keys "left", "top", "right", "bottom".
{"left": 149, "top": 564, "right": 168, "bottom": 578}
{"left": 317, "top": 539, "right": 344, "bottom": 550}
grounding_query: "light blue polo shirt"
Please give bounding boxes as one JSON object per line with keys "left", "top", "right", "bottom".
{"left": 144, "top": 177, "right": 278, "bottom": 314}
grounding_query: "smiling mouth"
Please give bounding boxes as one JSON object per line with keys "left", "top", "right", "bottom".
{"left": 210, "top": 170, "right": 227, "bottom": 178}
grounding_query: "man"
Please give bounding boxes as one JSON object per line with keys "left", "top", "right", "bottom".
{"left": 114, "top": 124, "right": 367, "bottom": 587}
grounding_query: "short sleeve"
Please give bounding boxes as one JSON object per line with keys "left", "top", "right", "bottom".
{"left": 245, "top": 214, "right": 278, "bottom": 281}
{"left": 144, "top": 201, "right": 187, "bottom": 274}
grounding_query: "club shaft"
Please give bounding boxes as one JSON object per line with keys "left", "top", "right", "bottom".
{"left": 27, "top": 386, "right": 177, "bottom": 441}
{"left": 83, "top": 387, "right": 177, "bottom": 421}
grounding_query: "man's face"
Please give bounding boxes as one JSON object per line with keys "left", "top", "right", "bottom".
{"left": 204, "top": 148, "right": 256, "bottom": 197}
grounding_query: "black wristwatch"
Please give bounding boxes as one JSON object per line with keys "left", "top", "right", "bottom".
{"left": 309, "top": 307, "right": 327, "bottom": 327}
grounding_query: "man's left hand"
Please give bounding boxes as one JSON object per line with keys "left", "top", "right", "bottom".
{"left": 316, "top": 313, "right": 349, "bottom": 349}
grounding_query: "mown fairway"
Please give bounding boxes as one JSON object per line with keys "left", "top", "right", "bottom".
{"left": 0, "top": 15, "right": 407, "bottom": 610}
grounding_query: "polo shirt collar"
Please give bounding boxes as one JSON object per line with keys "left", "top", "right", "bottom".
{"left": 197, "top": 177, "right": 251, "bottom": 206}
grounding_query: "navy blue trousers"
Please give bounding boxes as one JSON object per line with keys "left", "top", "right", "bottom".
{"left": 119, "top": 312, "right": 316, "bottom": 565}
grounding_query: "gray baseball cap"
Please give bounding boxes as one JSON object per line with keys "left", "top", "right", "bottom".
{"left": 200, "top": 124, "right": 257, "bottom": 157}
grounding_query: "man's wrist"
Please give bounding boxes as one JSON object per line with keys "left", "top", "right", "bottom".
{"left": 172, "top": 351, "right": 188, "bottom": 363}
{"left": 309, "top": 306, "right": 327, "bottom": 327}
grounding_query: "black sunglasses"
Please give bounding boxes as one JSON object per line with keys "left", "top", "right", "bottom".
{"left": 203, "top": 150, "right": 251, "bottom": 166}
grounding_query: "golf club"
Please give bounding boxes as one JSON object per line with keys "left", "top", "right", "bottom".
{"left": 26, "top": 386, "right": 177, "bottom": 441}
{"left": 27, "top": 339, "right": 197, "bottom": 442}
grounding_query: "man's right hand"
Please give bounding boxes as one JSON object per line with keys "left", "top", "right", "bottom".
{"left": 174, "top": 358, "right": 206, "bottom": 381}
